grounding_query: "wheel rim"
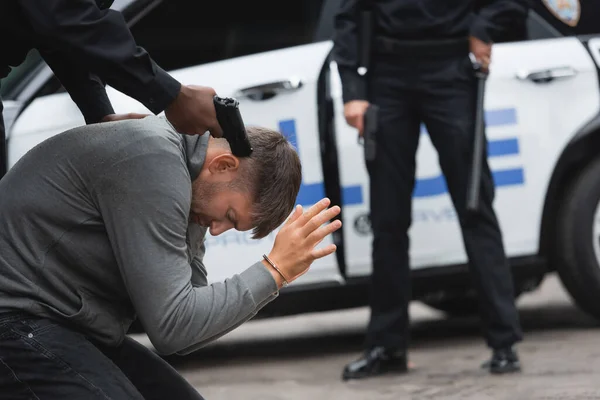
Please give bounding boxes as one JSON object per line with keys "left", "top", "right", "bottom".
{"left": 593, "top": 201, "right": 600, "bottom": 267}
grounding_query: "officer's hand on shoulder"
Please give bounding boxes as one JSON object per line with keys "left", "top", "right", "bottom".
{"left": 344, "top": 100, "right": 370, "bottom": 136}
{"left": 263, "top": 198, "right": 342, "bottom": 288}
{"left": 165, "top": 85, "right": 224, "bottom": 138}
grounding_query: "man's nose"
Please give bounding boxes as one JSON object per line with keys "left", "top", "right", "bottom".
{"left": 209, "top": 221, "right": 234, "bottom": 236}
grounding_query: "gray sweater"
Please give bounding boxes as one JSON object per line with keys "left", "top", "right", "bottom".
{"left": 0, "top": 116, "right": 279, "bottom": 355}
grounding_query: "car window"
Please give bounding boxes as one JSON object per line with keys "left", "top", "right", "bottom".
{"left": 18, "top": 0, "right": 325, "bottom": 99}
{"left": 313, "top": 0, "right": 342, "bottom": 42}
{"left": 128, "top": 0, "right": 325, "bottom": 72}
{"left": 526, "top": 10, "right": 563, "bottom": 41}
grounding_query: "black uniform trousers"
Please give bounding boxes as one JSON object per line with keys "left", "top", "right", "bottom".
{"left": 364, "top": 49, "right": 523, "bottom": 353}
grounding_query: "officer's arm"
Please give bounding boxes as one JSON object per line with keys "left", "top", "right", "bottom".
{"left": 332, "top": 0, "right": 367, "bottom": 103}
{"left": 41, "top": 49, "right": 115, "bottom": 124}
{"left": 470, "top": 0, "right": 531, "bottom": 43}
{"left": 17, "top": 0, "right": 181, "bottom": 115}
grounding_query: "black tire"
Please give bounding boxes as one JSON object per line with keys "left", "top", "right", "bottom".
{"left": 555, "top": 156, "right": 600, "bottom": 321}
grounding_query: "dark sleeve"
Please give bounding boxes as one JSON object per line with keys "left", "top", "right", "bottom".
{"left": 17, "top": 0, "right": 181, "bottom": 114}
{"left": 41, "top": 49, "right": 114, "bottom": 124}
{"left": 331, "top": 0, "right": 367, "bottom": 103}
{"left": 470, "top": 0, "right": 531, "bottom": 43}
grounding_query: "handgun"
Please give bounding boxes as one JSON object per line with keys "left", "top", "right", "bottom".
{"left": 213, "top": 96, "right": 253, "bottom": 157}
{"left": 360, "top": 104, "right": 379, "bottom": 162}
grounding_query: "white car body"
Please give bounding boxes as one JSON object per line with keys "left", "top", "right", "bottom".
{"left": 4, "top": 0, "right": 600, "bottom": 320}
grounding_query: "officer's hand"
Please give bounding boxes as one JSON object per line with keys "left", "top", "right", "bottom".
{"left": 100, "top": 113, "right": 150, "bottom": 122}
{"left": 263, "top": 198, "right": 342, "bottom": 288}
{"left": 344, "top": 100, "right": 370, "bottom": 136}
{"left": 164, "top": 85, "right": 224, "bottom": 138}
{"left": 469, "top": 36, "right": 492, "bottom": 72}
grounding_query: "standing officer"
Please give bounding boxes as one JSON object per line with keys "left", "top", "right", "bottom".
{"left": 0, "top": 0, "right": 224, "bottom": 179}
{"left": 333, "top": 0, "right": 530, "bottom": 380}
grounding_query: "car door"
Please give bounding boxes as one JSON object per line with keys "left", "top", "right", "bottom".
{"left": 334, "top": 9, "right": 600, "bottom": 277}
{"left": 169, "top": 41, "right": 341, "bottom": 286}
{"left": 8, "top": 0, "right": 343, "bottom": 287}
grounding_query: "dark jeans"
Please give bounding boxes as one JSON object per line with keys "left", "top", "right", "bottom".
{"left": 0, "top": 312, "right": 205, "bottom": 399}
{"left": 364, "top": 53, "right": 523, "bottom": 352}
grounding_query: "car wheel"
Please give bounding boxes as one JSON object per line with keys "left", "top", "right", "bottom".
{"left": 555, "top": 157, "right": 600, "bottom": 321}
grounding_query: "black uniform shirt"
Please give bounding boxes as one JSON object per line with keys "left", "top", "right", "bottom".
{"left": 0, "top": 0, "right": 181, "bottom": 124}
{"left": 332, "top": 0, "right": 530, "bottom": 103}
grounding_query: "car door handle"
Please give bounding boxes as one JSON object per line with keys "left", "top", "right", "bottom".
{"left": 516, "top": 66, "right": 578, "bottom": 83}
{"left": 235, "top": 78, "right": 303, "bottom": 100}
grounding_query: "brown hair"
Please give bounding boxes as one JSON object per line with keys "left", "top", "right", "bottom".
{"left": 232, "top": 126, "right": 302, "bottom": 239}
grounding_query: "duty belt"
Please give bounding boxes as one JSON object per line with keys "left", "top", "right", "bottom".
{"left": 374, "top": 36, "right": 470, "bottom": 58}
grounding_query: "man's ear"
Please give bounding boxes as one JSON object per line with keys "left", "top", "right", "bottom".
{"left": 208, "top": 154, "right": 240, "bottom": 175}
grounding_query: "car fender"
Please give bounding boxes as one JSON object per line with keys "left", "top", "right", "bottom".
{"left": 539, "top": 110, "right": 600, "bottom": 264}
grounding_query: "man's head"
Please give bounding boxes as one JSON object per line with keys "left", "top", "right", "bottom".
{"left": 190, "top": 126, "right": 302, "bottom": 239}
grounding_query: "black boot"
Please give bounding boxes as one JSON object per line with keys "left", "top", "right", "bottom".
{"left": 342, "top": 347, "right": 408, "bottom": 381}
{"left": 481, "top": 347, "right": 521, "bottom": 374}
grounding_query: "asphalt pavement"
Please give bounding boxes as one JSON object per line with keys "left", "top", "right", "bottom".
{"left": 132, "top": 273, "right": 600, "bottom": 399}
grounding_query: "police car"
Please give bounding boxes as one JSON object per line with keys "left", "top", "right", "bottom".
{"left": 3, "top": 0, "right": 600, "bottom": 322}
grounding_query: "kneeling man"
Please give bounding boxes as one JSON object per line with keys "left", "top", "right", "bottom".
{"left": 0, "top": 115, "right": 341, "bottom": 399}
